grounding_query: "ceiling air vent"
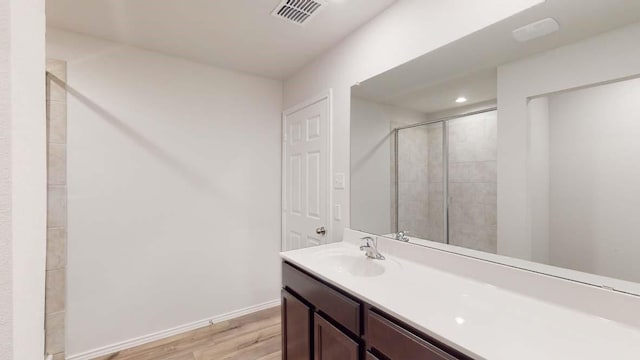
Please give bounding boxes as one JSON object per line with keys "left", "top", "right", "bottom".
{"left": 272, "top": 0, "right": 327, "bottom": 26}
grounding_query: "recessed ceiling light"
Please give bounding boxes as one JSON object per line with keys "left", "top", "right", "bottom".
{"left": 455, "top": 97, "right": 467, "bottom": 103}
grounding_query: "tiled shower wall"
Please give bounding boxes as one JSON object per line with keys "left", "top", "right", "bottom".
{"left": 45, "top": 59, "right": 67, "bottom": 360}
{"left": 425, "top": 124, "right": 445, "bottom": 243}
{"left": 447, "top": 111, "right": 497, "bottom": 253}
{"left": 396, "top": 125, "right": 431, "bottom": 238}
{"left": 394, "top": 111, "right": 497, "bottom": 252}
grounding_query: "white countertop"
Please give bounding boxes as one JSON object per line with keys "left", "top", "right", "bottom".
{"left": 280, "top": 240, "right": 640, "bottom": 360}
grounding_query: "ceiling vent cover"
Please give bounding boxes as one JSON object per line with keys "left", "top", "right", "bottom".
{"left": 272, "top": 0, "right": 327, "bottom": 26}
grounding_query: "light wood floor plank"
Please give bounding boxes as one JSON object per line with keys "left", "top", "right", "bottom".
{"left": 193, "top": 323, "right": 280, "bottom": 360}
{"left": 93, "top": 306, "right": 281, "bottom": 360}
{"left": 218, "top": 334, "right": 281, "bottom": 360}
{"left": 255, "top": 351, "right": 282, "bottom": 360}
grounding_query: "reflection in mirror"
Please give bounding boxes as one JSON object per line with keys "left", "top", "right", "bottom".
{"left": 352, "top": 75, "right": 498, "bottom": 252}
{"left": 528, "top": 77, "right": 640, "bottom": 284}
{"left": 350, "top": 0, "right": 640, "bottom": 294}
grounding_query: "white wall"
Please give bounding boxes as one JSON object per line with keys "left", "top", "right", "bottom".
{"left": 0, "top": 1, "right": 12, "bottom": 358}
{"left": 46, "top": 29, "right": 283, "bottom": 357}
{"left": 0, "top": 1, "right": 47, "bottom": 360}
{"left": 350, "top": 97, "right": 393, "bottom": 234}
{"left": 545, "top": 78, "right": 640, "bottom": 283}
{"left": 12, "top": 0, "right": 47, "bottom": 355}
{"left": 284, "top": 0, "right": 543, "bottom": 241}
{"left": 497, "top": 22, "right": 640, "bottom": 259}
{"left": 527, "top": 97, "right": 550, "bottom": 263}
{"left": 350, "top": 97, "right": 426, "bottom": 235}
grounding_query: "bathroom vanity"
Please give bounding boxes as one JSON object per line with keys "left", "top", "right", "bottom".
{"left": 280, "top": 230, "right": 640, "bottom": 360}
{"left": 279, "top": 3, "right": 640, "bottom": 359}
{"left": 282, "top": 262, "right": 470, "bottom": 360}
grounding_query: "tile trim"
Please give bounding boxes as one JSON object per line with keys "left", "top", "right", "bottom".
{"left": 66, "top": 299, "right": 281, "bottom": 360}
{"left": 45, "top": 58, "right": 68, "bottom": 358}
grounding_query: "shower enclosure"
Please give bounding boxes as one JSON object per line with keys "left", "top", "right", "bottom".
{"left": 393, "top": 108, "right": 497, "bottom": 253}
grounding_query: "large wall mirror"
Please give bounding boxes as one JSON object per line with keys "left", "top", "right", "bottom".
{"left": 350, "top": 0, "right": 640, "bottom": 295}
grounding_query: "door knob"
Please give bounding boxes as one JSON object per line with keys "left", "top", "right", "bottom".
{"left": 316, "top": 226, "right": 326, "bottom": 235}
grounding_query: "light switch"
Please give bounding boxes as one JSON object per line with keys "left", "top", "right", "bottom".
{"left": 334, "top": 173, "right": 346, "bottom": 190}
{"left": 334, "top": 204, "right": 342, "bottom": 221}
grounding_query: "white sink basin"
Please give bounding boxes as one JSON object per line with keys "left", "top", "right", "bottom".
{"left": 314, "top": 249, "right": 397, "bottom": 277}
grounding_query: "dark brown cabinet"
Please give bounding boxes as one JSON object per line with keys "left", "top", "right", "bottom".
{"left": 282, "top": 290, "right": 312, "bottom": 360}
{"left": 282, "top": 262, "right": 472, "bottom": 360}
{"left": 365, "top": 352, "right": 380, "bottom": 360}
{"left": 314, "top": 313, "right": 359, "bottom": 360}
{"left": 282, "top": 262, "right": 360, "bottom": 335}
{"left": 367, "top": 310, "right": 458, "bottom": 360}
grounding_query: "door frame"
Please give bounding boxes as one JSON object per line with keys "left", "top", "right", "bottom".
{"left": 281, "top": 89, "right": 333, "bottom": 250}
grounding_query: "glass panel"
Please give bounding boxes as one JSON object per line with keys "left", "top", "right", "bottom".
{"left": 447, "top": 111, "right": 498, "bottom": 253}
{"left": 396, "top": 122, "right": 444, "bottom": 242}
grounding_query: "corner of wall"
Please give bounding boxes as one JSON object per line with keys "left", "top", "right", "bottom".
{"left": 0, "top": 0, "right": 14, "bottom": 359}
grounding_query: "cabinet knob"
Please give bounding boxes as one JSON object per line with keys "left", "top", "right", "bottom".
{"left": 316, "top": 227, "right": 326, "bottom": 235}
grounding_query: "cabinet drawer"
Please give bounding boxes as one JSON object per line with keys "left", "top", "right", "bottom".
{"left": 367, "top": 310, "right": 461, "bottom": 360}
{"left": 283, "top": 262, "right": 361, "bottom": 335}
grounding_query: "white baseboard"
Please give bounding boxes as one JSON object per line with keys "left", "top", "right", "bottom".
{"left": 67, "top": 299, "right": 281, "bottom": 360}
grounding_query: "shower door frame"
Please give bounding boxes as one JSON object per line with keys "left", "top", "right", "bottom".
{"left": 393, "top": 107, "right": 497, "bottom": 245}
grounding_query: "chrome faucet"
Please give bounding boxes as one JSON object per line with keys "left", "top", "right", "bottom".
{"left": 393, "top": 230, "right": 410, "bottom": 242}
{"left": 360, "top": 236, "right": 385, "bottom": 260}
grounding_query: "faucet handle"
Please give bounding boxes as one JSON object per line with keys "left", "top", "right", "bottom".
{"left": 360, "top": 236, "right": 385, "bottom": 260}
{"left": 360, "top": 236, "right": 375, "bottom": 251}
{"left": 360, "top": 236, "right": 375, "bottom": 247}
{"left": 395, "top": 230, "right": 410, "bottom": 242}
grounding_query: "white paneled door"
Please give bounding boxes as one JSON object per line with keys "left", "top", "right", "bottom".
{"left": 283, "top": 95, "right": 330, "bottom": 250}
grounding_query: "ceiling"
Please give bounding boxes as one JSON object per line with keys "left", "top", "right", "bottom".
{"left": 352, "top": 0, "right": 640, "bottom": 114}
{"left": 386, "top": 69, "right": 497, "bottom": 114}
{"left": 46, "top": 0, "right": 396, "bottom": 79}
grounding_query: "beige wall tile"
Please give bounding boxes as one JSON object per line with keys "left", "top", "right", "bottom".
{"left": 449, "top": 161, "right": 497, "bottom": 183}
{"left": 468, "top": 161, "right": 497, "bottom": 182}
{"left": 46, "top": 58, "right": 67, "bottom": 357}
{"left": 450, "top": 224, "right": 497, "bottom": 253}
{"left": 485, "top": 203, "right": 497, "bottom": 226}
{"left": 449, "top": 202, "right": 486, "bottom": 226}
{"left": 46, "top": 269, "right": 66, "bottom": 314}
{"left": 47, "top": 186, "right": 67, "bottom": 228}
{"left": 48, "top": 143, "right": 67, "bottom": 185}
{"left": 47, "top": 100, "right": 67, "bottom": 144}
{"left": 46, "top": 228, "right": 67, "bottom": 270}
{"left": 46, "top": 59, "right": 67, "bottom": 81}
{"left": 47, "top": 74, "right": 67, "bottom": 102}
{"left": 46, "top": 312, "right": 65, "bottom": 354}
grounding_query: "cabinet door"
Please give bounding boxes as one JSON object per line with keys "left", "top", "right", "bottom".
{"left": 366, "top": 351, "right": 381, "bottom": 360}
{"left": 282, "top": 290, "right": 312, "bottom": 360}
{"left": 314, "top": 313, "right": 359, "bottom": 360}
